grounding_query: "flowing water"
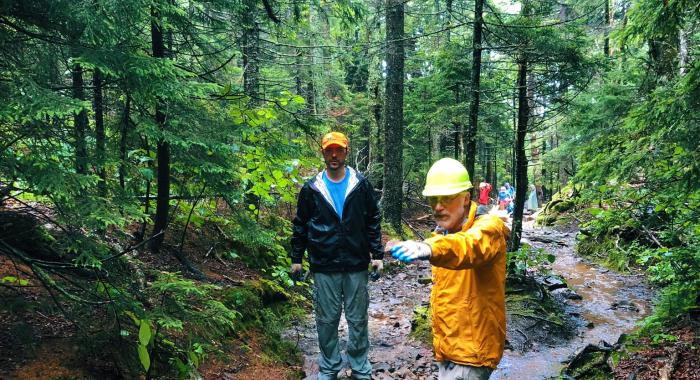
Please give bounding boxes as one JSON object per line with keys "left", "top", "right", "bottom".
{"left": 493, "top": 227, "right": 653, "bottom": 379}
{"left": 286, "top": 225, "right": 653, "bottom": 380}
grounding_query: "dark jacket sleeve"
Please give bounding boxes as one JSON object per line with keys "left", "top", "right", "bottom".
{"left": 364, "top": 179, "right": 383, "bottom": 260}
{"left": 290, "top": 184, "right": 311, "bottom": 264}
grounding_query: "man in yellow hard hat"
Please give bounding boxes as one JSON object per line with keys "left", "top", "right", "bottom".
{"left": 388, "top": 157, "right": 509, "bottom": 379}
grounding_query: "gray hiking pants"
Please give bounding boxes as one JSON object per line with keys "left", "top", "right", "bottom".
{"left": 313, "top": 271, "right": 371, "bottom": 380}
{"left": 437, "top": 361, "right": 493, "bottom": 380}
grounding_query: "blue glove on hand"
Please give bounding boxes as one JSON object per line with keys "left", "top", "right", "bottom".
{"left": 390, "top": 241, "right": 432, "bottom": 263}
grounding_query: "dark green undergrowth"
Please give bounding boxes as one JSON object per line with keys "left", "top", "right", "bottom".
{"left": 0, "top": 206, "right": 307, "bottom": 379}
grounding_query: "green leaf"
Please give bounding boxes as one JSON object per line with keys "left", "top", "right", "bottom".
{"left": 124, "top": 310, "right": 141, "bottom": 326}
{"left": 188, "top": 350, "right": 199, "bottom": 367}
{"left": 546, "top": 254, "right": 556, "bottom": 263}
{"left": 1, "top": 276, "right": 17, "bottom": 284}
{"left": 139, "top": 168, "right": 154, "bottom": 180}
{"left": 138, "top": 345, "right": 150, "bottom": 371}
{"left": 587, "top": 208, "right": 603, "bottom": 216}
{"left": 139, "top": 320, "right": 152, "bottom": 346}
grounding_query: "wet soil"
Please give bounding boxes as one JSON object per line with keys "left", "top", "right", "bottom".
{"left": 287, "top": 225, "right": 654, "bottom": 380}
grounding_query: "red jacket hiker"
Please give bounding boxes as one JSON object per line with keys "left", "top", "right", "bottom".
{"left": 478, "top": 182, "right": 492, "bottom": 205}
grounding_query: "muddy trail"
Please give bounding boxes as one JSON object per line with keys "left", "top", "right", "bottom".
{"left": 286, "top": 225, "right": 653, "bottom": 380}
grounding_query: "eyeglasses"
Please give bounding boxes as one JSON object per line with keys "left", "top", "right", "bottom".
{"left": 427, "top": 193, "right": 463, "bottom": 207}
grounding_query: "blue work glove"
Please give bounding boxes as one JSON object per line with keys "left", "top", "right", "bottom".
{"left": 390, "top": 241, "right": 432, "bottom": 263}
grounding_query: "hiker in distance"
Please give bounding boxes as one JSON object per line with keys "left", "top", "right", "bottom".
{"left": 290, "top": 132, "right": 383, "bottom": 380}
{"left": 388, "top": 158, "right": 510, "bottom": 380}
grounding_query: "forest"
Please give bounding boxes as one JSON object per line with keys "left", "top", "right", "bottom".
{"left": 0, "top": 0, "right": 698, "bottom": 379}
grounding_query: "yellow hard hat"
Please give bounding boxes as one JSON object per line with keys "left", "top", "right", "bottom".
{"left": 422, "top": 158, "right": 473, "bottom": 196}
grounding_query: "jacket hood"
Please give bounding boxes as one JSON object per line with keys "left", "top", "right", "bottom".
{"left": 310, "top": 166, "right": 361, "bottom": 216}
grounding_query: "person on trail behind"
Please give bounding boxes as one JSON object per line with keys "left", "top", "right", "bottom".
{"left": 504, "top": 182, "right": 515, "bottom": 199}
{"left": 498, "top": 186, "right": 510, "bottom": 210}
{"left": 386, "top": 158, "right": 510, "bottom": 380}
{"left": 526, "top": 184, "right": 539, "bottom": 212}
{"left": 290, "top": 131, "right": 383, "bottom": 380}
{"left": 478, "top": 181, "right": 492, "bottom": 206}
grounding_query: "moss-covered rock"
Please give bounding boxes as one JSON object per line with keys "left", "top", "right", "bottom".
{"left": 410, "top": 305, "right": 432, "bottom": 345}
{"left": 536, "top": 213, "right": 557, "bottom": 226}
{"left": 562, "top": 343, "right": 614, "bottom": 379}
{"left": 552, "top": 200, "right": 575, "bottom": 213}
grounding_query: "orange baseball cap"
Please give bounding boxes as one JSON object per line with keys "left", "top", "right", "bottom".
{"left": 321, "top": 132, "right": 349, "bottom": 149}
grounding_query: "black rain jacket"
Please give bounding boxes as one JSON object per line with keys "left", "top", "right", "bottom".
{"left": 290, "top": 167, "right": 383, "bottom": 273}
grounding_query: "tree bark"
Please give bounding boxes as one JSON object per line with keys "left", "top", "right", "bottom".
{"left": 119, "top": 94, "right": 131, "bottom": 190}
{"left": 93, "top": 69, "right": 106, "bottom": 197}
{"left": 604, "top": 0, "right": 610, "bottom": 56}
{"left": 509, "top": 57, "right": 529, "bottom": 252}
{"left": 359, "top": 120, "right": 371, "bottom": 173}
{"left": 373, "top": 83, "right": 383, "bottom": 181}
{"left": 242, "top": 0, "right": 260, "bottom": 104}
{"left": 72, "top": 63, "right": 88, "bottom": 175}
{"left": 241, "top": 0, "right": 261, "bottom": 212}
{"left": 464, "top": 0, "right": 484, "bottom": 182}
{"left": 382, "top": 0, "right": 405, "bottom": 232}
{"left": 679, "top": 28, "right": 688, "bottom": 75}
{"left": 149, "top": 4, "right": 170, "bottom": 253}
{"left": 446, "top": 0, "right": 452, "bottom": 42}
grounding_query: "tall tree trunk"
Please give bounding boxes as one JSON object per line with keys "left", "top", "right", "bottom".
{"left": 604, "top": 0, "right": 610, "bottom": 56}
{"left": 119, "top": 94, "right": 131, "bottom": 190}
{"left": 445, "top": 0, "right": 452, "bottom": 42}
{"left": 486, "top": 143, "right": 494, "bottom": 186}
{"left": 492, "top": 146, "right": 497, "bottom": 193}
{"left": 453, "top": 122, "right": 462, "bottom": 160}
{"left": 372, "top": 82, "right": 383, "bottom": 185}
{"left": 453, "top": 85, "right": 462, "bottom": 160}
{"left": 431, "top": 124, "right": 440, "bottom": 162}
{"left": 72, "top": 63, "right": 88, "bottom": 175}
{"left": 149, "top": 4, "right": 170, "bottom": 253}
{"left": 383, "top": 0, "right": 404, "bottom": 232}
{"left": 305, "top": 5, "right": 317, "bottom": 113}
{"left": 295, "top": 48, "right": 303, "bottom": 97}
{"left": 648, "top": 34, "right": 679, "bottom": 81}
{"left": 358, "top": 121, "right": 371, "bottom": 173}
{"left": 464, "top": 0, "right": 483, "bottom": 181}
{"left": 242, "top": 0, "right": 260, "bottom": 104}
{"left": 527, "top": 70, "right": 539, "bottom": 196}
{"left": 509, "top": 58, "right": 529, "bottom": 252}
{"left": 241, "top": 0, "right": 262, "bottom": 212}
{"left": 540, "top": 139, "right": 547, "bottom": 203}
{"left": 679, "top": 28, "right": 688, "bottom": 75}
{"left": 511, "top": 89, "right": 517, "bottom": 182}
{"left": 93, "top": 69, "right": 106, "bottom": 197}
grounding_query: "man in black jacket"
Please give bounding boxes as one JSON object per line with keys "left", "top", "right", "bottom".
{"left": 291, "top": 132, "right": 383, "bottom": 380}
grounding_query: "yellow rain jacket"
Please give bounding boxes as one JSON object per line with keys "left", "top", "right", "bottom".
{"left": 423, "top": 202, "right": 509, "bottom": 369}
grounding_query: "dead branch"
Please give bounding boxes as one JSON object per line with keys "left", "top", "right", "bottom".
{"left": 401, "top": 217, "right": 425, "bottom": 240}
{"left": 659, "top": 343, "right": 683, "bottom": 380}
{"left": 509, "top": 312, "right": 563, "bottom": 326}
